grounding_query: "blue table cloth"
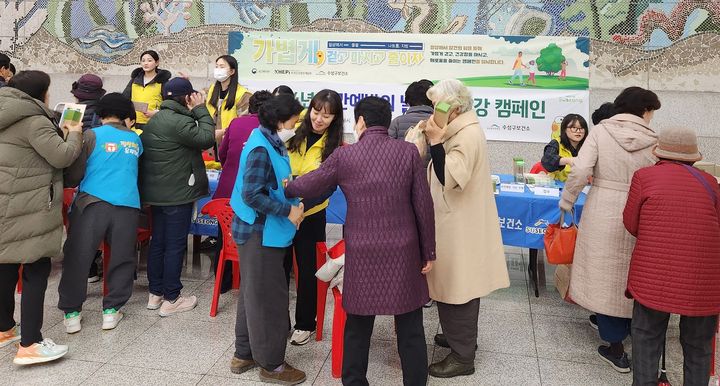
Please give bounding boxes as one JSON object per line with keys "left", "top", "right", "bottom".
{"left": 322, "top": 174, "right": 586, "bottom": 249}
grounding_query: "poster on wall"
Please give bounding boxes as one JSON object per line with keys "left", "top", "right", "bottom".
{"left": 228, "top": 31, "right": 589, "bottom": 143}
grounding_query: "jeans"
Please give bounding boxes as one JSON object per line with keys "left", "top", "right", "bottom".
{"left": 147, "top": 203, "right": 193, "bottom": 302}
{"left": 632, "top": 301, "right": 717, "bottom": 386}
{"left": 597, "top": 313, "right": 631, "bottom": 343}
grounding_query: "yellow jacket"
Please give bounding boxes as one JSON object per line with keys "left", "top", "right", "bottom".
{"left": 550, "top": 139, "right": 574, "bottom": 182}
{"left": 205, "top": 82, "right": 252, "bottom": 130}
{"left": 289, "top": 132, "right": 329, "bottom": 216}
{"left": 122, "top": 68, "right": 171, "bottom": 125}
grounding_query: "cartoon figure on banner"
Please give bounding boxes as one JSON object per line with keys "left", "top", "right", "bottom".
{"left": 528, "top": 60, "right": 538, "bottom": 86}
{"left": 551, "top": 116, "right": 563, "bottom": 140}
{"left": 508, "top": 51, "right": 527, "bottom": 86}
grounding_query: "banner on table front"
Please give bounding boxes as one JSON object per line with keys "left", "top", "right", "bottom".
{"left": 229, "top": 32, "right": 590, "bottom": 143}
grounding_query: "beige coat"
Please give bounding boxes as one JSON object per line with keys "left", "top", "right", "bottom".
{"left": 427, "top": 111, "right": 509, "bottom": 304}
{"left": 560, "top": 114, "right": 657, "bottom": 318}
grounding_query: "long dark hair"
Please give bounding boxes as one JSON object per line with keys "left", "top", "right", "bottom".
{"left": 208, "top": 55, "right": 239, "bottom": 111}
{"left": 560, "top": 114, "right": 589, "bottom": 151}
{"left": 288, "top": 89, "right": 344, "bottom": 162}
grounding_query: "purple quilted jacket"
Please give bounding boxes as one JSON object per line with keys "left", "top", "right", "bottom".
{"left": 286, "top": 126, "right": 436, "bottom": 315}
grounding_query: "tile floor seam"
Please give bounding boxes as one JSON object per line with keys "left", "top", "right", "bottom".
{"left": 204, "top": 341, "right": 235, "bottom": 378}
{"left": 100, "top": 315, "right": 164, "bottom": 365}
{"left": 310, "top": 345, "right": 333, "bottom": 385}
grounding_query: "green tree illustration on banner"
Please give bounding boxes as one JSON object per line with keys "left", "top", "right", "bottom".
{"left": 536, "top": 43, "right": 565, "bottom": 76}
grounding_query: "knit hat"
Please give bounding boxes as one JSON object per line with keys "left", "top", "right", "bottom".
{"left": 652, "top": 126, "right": 702, "bottom": 162}
{"left": 71, "top": 74, "right": 105, "bottom": 100}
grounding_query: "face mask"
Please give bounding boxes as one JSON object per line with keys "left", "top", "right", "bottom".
{"left": 213, "top": 68, "right": 230, "bottom": 82}
{"left": 278, "top": 128, "right": 296, "bottom": 143}
{"left": 352, "top": 122, "right": 363, "bottom": 143}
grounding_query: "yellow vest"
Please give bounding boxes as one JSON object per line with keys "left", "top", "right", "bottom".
{"left": 289, "top": 132, "right": 329, "bottom": 216}
{"left": 205, "top": 83, "right": 252, "bottom": 130}
{"left": 131, "top": 82, "right": 163, "bottom": 124}
{"left": 295, "top": 108, "right": 307, "bottom": 129}
{"left": 550, "top": 139, "right": 574, "bottom": 182}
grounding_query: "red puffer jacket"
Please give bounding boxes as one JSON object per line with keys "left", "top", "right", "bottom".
{"left": 624, "top": 161, "right": 720, "bottom": 316}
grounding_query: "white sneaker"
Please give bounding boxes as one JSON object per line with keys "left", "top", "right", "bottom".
{"left": 13, "top": 338, "right": 68, "bottom": 365}
{"left": 158, "top": 295, "right": 198, "bottom": 317}
{"left": 290, "top": 329, "right": 314, "bottom": 346}
{"left": 63, "top": 312, "right": 82, "bottom": 334}
{"left": 102, "top": 309, "right": 123, "bottom": 330}
{"left": 147, "top": 294, "right": 163, "bottom": 310}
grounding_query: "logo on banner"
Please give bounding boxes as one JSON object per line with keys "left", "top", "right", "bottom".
{"left": 525, "top": 219, "right": 550, "bottom": 235}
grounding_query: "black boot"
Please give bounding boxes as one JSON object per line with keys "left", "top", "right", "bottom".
{"left": 429, "top": 352, "right": 475, "bottom": 378}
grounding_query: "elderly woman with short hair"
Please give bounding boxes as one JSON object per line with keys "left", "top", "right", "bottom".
{"left": 422, "top": 79, "right": 510, "bottom": 378}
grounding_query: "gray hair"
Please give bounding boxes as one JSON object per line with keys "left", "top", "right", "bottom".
{"left": 426, "top": 79, "right": 473, "bottom": 114}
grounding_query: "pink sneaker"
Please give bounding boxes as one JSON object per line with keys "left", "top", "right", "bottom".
{"left": 0, "top": 325, "right": 20, "bottom": 348}
{"left": 158, "top": 295, "right": 198, "bottom": 317}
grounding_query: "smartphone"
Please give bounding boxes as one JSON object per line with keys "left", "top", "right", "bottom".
{"left": 434, "top": 102, "right": 452, "bottom": 127}
{"left": 133, "top": 101, "right": 149, "bottom": 113}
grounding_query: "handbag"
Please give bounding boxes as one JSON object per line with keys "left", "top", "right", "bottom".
{"left": 404, "top": 121, "right": 429, "bottom": 160}
{"left": 544, "top": 209, "right": 578, "bottom": 265}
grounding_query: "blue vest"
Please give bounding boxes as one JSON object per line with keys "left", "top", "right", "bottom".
{"left": 230, "top": 128, "right": 298, "bottom": 247}
{"left": 79, "top": 124, "right": 143, "bottom": 208}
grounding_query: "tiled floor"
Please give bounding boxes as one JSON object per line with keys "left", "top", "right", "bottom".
{"left": 3, "top": 225, "right": 719, "bottom": 385}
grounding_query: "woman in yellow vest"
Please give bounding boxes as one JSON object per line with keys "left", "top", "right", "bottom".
{"left": 541, "top": 113, "right": 589, "bottom": 182}
{"left": 205, "top": 55, "right": 252, "bottom": 159}
{"left": 122, "top": 50, "right": 171, "bottom": 129}
{"left": 285, "top": 89, "right": 344, "bottom": 346}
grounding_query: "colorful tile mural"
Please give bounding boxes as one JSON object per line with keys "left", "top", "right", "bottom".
{"left": 1, "top": 1, "right": 719, "bottom": 90}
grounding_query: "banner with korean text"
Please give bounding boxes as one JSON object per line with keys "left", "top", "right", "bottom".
{"left": 228, "top": 31, "right": 589, "bottom": 143}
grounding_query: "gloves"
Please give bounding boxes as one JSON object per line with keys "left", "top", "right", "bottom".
{"left": 559, "top": 198, "right": 574, "bottom": 212}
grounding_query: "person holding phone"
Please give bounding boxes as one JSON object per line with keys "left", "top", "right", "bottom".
{"left": 0, "top": 71, "right": 83, "bottom": 365}
{"left": 423, "top": 79, "right": 509, "bottom": 378}
{"left": 122, "top": 50, "right": 171, "bottom": 129}
{"left": 139, "top": 78, "right": 215, "bottom": 316}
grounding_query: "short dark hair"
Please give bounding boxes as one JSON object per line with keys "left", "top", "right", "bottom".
{"left": 591, "top": 102, "right": 614, "bottom": 125}
{"left": 167, "top": 95, "right": 188, "bottom": 106}
{"left": 354, "top": 96, "right": 392, "bottom": 128}
{"left": 273, "top": 85, "right": 294, "bottom": 96}
{"left": 404, "top": 80, "right": 433, "bottom": 107}
{"left": 560, "top": 114, "right": 589, "bottom": 150}
{"left": 248, "top": 90, "right": 273, "bottom": 114}
{"left": 8, "top": 63, "right": 16, "bottom": 75}
{"left": 8, "top": 70, "right": 51, "bottom": 101}
{"left": 97, "top": 93, "right": 135, "bottom": 121}
{"left": 613, "top": 87, "right": 661, "bottom": 118}
{"left": 140, "top": 50, "right": 160, "bottom": 62}
{"left": 0, "top": 53, "right": 9, "bottom": 69}
{"left": 258, "top": 94, "right": 304, "bottom": 132}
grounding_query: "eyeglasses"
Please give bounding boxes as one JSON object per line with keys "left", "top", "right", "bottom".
{"left": 567, "top": 126, "right": 586, "bottom": 133}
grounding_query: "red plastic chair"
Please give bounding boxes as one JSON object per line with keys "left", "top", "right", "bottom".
{"left": 315, "top": 240, "right": 345, "bottom": 341}
{"left": 201, "top": 199, "right": 240, "bottom": 317}
{"left": 16, "top": 266, "right": 22, "bottom": 294}
{"left": 330, "top": 287, "right": 346, "bottom": 378}
{"left": 529, "top": 162, "right": 547, "bottom": 174}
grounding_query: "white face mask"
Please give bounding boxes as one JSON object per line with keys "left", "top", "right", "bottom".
{"left": 278, "top": 128, "right": 296, "bottom": 143}
{"left": 352, "top": 121, "right": 363, "bottom": 143}
{"left": 213, "top": 68, "right": 230, "bottom": 82}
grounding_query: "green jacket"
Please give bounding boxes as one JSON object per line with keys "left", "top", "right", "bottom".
{"left": 0, "top": 87, "right": 82, "bottom": 264}
{"left": 139, "top": 100, "right": 215, "bottom": 206}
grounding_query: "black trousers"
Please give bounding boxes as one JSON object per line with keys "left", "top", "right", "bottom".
{"left": 342, "top": 308, "right": 427, "bottom": 386}
{"left": 59, "top": 201, "right": 139, "bottom": 312}
{"left": 0, "top": 258, "right": 51, "bottom": 347}
{"left": 437, "top": 298, "right": 480, "bottom": 363}
{"left": 632, "top": 301, "right": 718, "bottom": 386}
{"left": 211, "top": 230, "right": 233, "bottom": 291}
{"left": 283, "top": 210, "right": 326, "bottom": 331}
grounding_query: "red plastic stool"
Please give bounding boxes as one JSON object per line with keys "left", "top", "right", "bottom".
{"left": 201, "top": 199, "right": 240, "bottom": 317}
{"left": 16, "top": 266, "right": 22, "bottom": 294}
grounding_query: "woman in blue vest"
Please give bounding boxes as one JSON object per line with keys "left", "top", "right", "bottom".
{"left": 59, "top": 93, "right": 142, "bottom": 333}
{"left": 228, "top": 94, "right": 306, "bottom": 384}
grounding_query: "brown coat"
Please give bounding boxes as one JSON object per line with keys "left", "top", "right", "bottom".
{"left": 0, "top": 87, "right": 82, "bottom": 264}
{"left": 560, "top": 114, "right": 658, "bottom": 318}
{"left": 427, "top": 111, "right": 509, "bottom": 304}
